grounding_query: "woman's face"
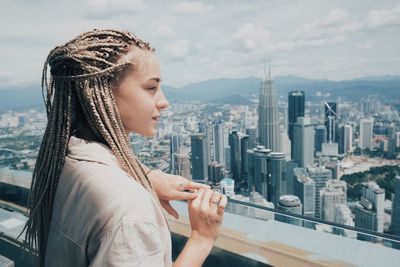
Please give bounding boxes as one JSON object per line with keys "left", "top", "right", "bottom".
{"left": 113, "top": 50, "right": 169, "bottom": 137}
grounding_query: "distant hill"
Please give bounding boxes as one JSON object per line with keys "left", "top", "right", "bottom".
{"left": 1, "top": 75, "right": 399, "bottom": 110}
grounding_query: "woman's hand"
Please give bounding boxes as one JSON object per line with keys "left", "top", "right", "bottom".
{"left": 188, "top": 188, "right": 227, "bottom": 245}
{"left": 147, "top": 170, "right": 210, "bottom": 219}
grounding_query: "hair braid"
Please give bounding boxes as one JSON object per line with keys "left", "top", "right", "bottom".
{"left": 23, "top": 29, "right": 157, "bottom": 266}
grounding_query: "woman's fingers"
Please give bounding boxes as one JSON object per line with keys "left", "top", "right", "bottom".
{"left": 217, "top": 195, "right": 227, "bottom": 216}
{"left": 175, "top": 191, "right": 198, "bottom": 201}
{"left": 185, "top": 181, "right": 210, "bottom": 190}
{"left": 191, "top": 188, "right": 204, "bottom": 207}
{"left": 201, "top": 189, "right": 213, "bottom": 211}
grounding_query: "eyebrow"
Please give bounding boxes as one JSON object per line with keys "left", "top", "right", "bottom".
{"left": 148, "top": 77, "right": 162, "bottom": 83}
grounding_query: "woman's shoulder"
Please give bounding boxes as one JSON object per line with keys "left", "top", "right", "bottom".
{"left": 63, "top": 157, "right": 151, "bottom": 203}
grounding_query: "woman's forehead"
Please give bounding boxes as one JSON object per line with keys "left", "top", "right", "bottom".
{"left": 122, "top": 49, "right": 160, "bottom": 78}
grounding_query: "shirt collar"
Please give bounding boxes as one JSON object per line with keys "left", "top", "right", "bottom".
{"left": 67, "top": 136, "right": 121, "bottom": 168}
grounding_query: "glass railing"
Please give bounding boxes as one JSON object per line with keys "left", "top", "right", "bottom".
{"left": 167, "top": 198, "right": 400, "bottom": 267}
{"left": 1, "top": 198, "right": 400, "bottom": 266}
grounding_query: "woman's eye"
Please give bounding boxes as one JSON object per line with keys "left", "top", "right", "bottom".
{"left": 148, "top": 87, "right": 157, "bottom": 91}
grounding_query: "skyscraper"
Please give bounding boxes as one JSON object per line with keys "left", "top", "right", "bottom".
{"left": 240, "top": 135, "right": 250, "bottom": 186}
{"left": 208, "top": 161, "right": 224, "bottom": 184}
{"left": 190, "top": 133, "right": 208, "bottom": 182}
{"left": 355, "top": 182, "right": 385, "bottom": 239}
{"left": 169, "top": 134, "right": 181, "bottom": 173}
{"left": 288, "top": 91, "right": 305, "bottom": 154}
{"left": 359, "top": 118, "right": 373, "bottom": 150}
{"left": 247, "top": 146, "right": 270, "bottom": 198}
{"left": 198, "top": 122, "right": 211, "bottom": 164}
{"left": 339, "top": 124, "right": 353, "bottom": 154}
{"left": 258, "top": 66, "right": 280, "bottom": 151}
{"left": 229, "top": 131, "right": 242, "bottom": 183}
{"left": 267, "top": 152, "right": 286, "bottom": 205}
{"left": 334, "top": 204, "right": 356, "bottom": 238}
{"left": 320, "top": 187, "right": 346, "bottom": 222}
{"left": 324, "top": 101, "right": 337, "bottom": 143}
{"left": 293, "top": 117, "right": 314, "bottom": 167}
{"left": 245, "top": 127, "right": 258, "bottom": 150}
{"left": 212, "top": 120, "right": 225, "bottom": 164}
{"left": 387, "top": 123, "right": 397, "bottom": 158}
{"left": 293, "top": 168, "right": 315, "bottom": 219}
{"left": 391, "top": 176, "right": 400, "bottom": 238}
{"left": 174, "top": 149, "right": 191, "bottom": 179}
{"left": 314, "top": 125, "right": 327, "bottom": 153}
{"left": 308, "top": 166, "right": 333, "bottom": 219}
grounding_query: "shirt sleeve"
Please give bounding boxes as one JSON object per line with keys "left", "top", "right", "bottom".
{"left": 89, "top": 219, "right": 165, "bottom": 267}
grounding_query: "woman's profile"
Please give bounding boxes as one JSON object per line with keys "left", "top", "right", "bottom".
{"left": 23, "top": 29, "right": 227, "bottom": 267}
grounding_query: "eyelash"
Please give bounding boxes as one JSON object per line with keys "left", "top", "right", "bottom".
{"left": 148, "top": 87, "right": 157, "bottom": 91}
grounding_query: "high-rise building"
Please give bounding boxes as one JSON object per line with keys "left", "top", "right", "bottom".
{"left": 170, "top": 134, "right": 181, "bottom": 173}
{"left": 240, "top": 135, "right": 250, "bottom": 187}
{"left": 229, "top": 131, "right": 242, "bottom": 183}
{"left": 293, "top": 117, "right": 314, "bottom": 167}
{"left": 276, "top": 195, "right": 302, "bottom": 226}
{"left": 293, "top": 168, "right": 315, "bottom": 219}
{"left": 396, "top": 132, "right": 400, "bottom": 147}
{"left": 247, "top": 146, "right": 270, "bottom": 198}
{"left": 288, "top": 90, "right": 305, "bottom": 155}
{"left": 267, "top": 152, "right": 286, "bottom": 205}
{"left": 212, "top": 120, "right": 225, "bottom": 164}
{"left": 326, "top": 179, "right": 347, "bottom": 196}
{"left": 308, "top": 166, "right": 333, "bottom": 219}
{"left": 224, "top": 146, "right": 231, "bottom": 172}
{"left": 245, "top": 127, "right": 258, "bottom": 150}
{"left": 285, "top": 160, "right": 299, "bottom": 195}
{"left": 324, "top": 101, "right": 337, "bottom": 143}
{"left": 190, "top": 133, "right": 208, "bottom": 182}
{"left": 208, "top": 161, "right": 224, "bottom": 184}
{"left": 174, "top": 149, "right": 191, "bottom": 179}
{"left": 359, "top": 118, "right": 373, "bottom": 150}
{"left": 355, "top": 182, "right": 385, "bottom": 239}
{"left": 314, "top": 125, "right": 327, "bottom": 153}
{"left": 320, "top": 187, "right": 346, "bottom": 222}
{"left": 387, "top": 124, "right": 397, "bottom": 158}
{"left": 338, "top": 124, "right": 353, "bottom": 154}
{"left": 258, "top": 66, "right": 280, "bottom": 151}
{"left": 334, "top": 204, "right": 356, "bottom": 238}
{"left": 279, "top": 125, "right": 291, "bottom": 160}
{"left": 198, "top": 122, "right": 211, "bottom": 164}
{"left": 391, "top": 176, "right": 400, "bottom": 238}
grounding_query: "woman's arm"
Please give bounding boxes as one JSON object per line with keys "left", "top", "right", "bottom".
{"left": 174, "top": 189, "right": 227, "bottom": 267}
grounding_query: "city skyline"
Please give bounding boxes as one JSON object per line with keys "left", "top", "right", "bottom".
{"left": 1, "top": 0, "right": 400, "bottom": 89}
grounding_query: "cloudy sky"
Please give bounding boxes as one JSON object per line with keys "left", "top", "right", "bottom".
{"left": 1, "top": 0, "right": 400, "bottom": 88}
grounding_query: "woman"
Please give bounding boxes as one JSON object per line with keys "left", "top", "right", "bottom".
{"left": 24, "top": 29, "right": 227, "bottom": 266}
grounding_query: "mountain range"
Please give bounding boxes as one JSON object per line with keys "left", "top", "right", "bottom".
{"left": 1, "top": 75, "right": 399, "bottom": 111}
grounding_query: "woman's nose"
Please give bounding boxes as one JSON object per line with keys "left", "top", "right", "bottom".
{"left": 156, "top": 88, "right": 169, "bottom": 110}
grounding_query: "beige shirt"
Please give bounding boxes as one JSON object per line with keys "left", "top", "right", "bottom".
{"left": 45, "top": 136, "right": 172, "bottom": 267}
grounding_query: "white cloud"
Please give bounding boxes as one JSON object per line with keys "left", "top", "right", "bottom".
{"left": 84, "top": 0, "right": 147, "bottom": 19}
{"left": 165, "top": 40, "right": 190, "bottom": 61}
{"left": 366, "top": 4, "right": 400, "bottom": 29}
{"left": 171, "top": 1, "right": 213, "bottom": 14}
{"left": 356, "top": 42, "right": 373, "bottom": 49}
{"left": 233, "top": 23, "right": 272, "bottom": 52}
{"left": 290, "top": 8, "right": 359, "bottom": 43}
{"left": 152, "top": 25, "right": 175, "bottom": 39}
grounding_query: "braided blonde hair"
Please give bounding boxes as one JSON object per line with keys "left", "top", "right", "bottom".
{"left": 23, "top": 29, "right": 157, "bottom": 266}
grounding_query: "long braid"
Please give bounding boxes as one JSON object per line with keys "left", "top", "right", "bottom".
{"left": 23, "top": 29, "right": 157, "bottom": 266}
